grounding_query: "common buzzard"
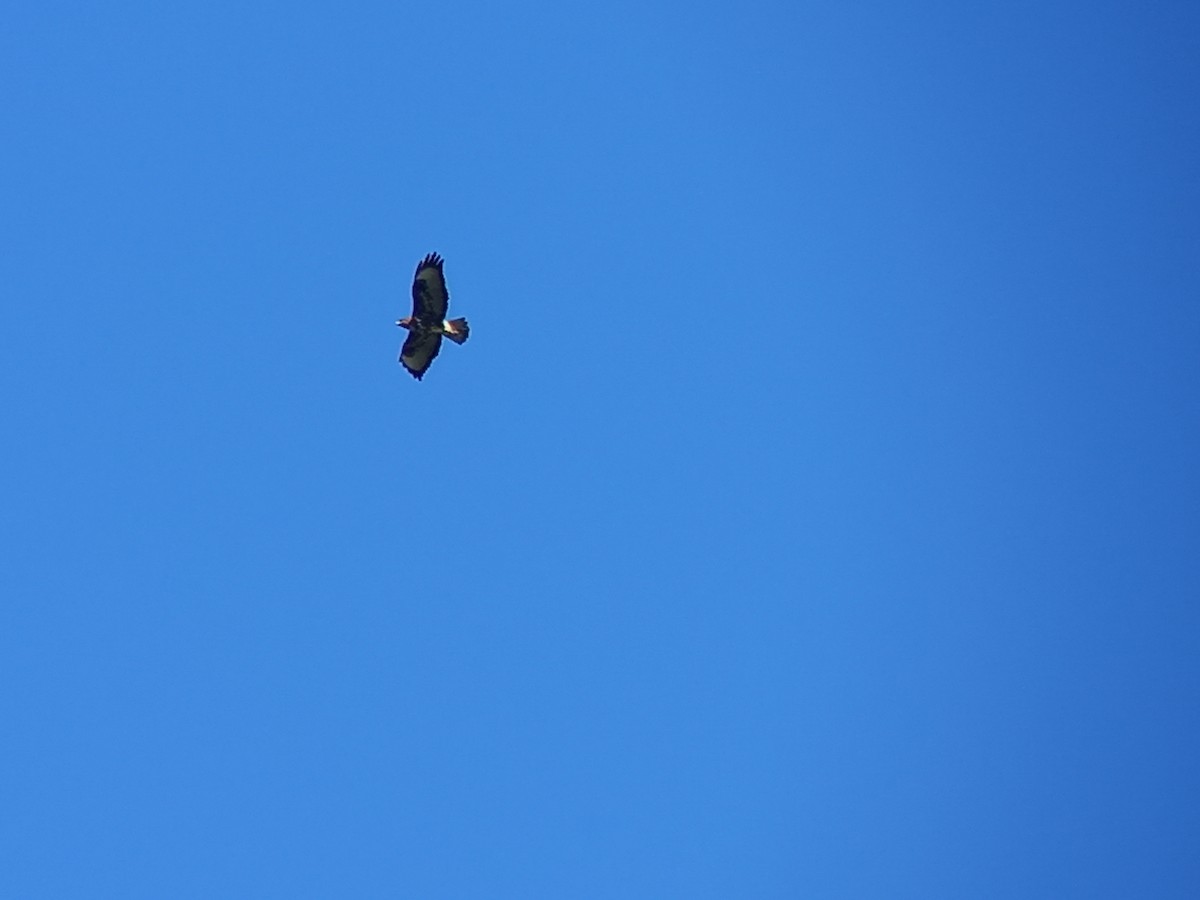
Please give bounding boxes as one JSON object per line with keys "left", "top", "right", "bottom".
{"left": 396, "top": 253, "right": 470, "bottom": 380}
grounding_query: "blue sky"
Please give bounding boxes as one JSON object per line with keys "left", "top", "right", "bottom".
{"left": 2, "top": 1, "right": 1198, "bottom": 896}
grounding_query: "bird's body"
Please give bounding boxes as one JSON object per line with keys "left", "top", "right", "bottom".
{"left": 396, "top": 253, "right": 469, "bottom": 380}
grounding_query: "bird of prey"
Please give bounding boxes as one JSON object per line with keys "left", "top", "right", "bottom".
{"left": 396, "top": 253, "right": 470, "bottom": 380}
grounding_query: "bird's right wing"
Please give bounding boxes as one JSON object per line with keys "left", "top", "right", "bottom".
{"left": 399, "top": 329, "right": 443, "bottom": 380}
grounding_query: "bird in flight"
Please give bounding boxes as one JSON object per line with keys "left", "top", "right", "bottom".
{"left": 396, "top": 253, "right": 470, "bottom": 380}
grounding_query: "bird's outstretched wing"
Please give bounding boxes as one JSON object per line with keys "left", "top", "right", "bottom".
{"left": 411, "top": 253, "right": 449, "bottom": 321}
{"left": 399, "top": 328, "right": 443, "bottom": 380}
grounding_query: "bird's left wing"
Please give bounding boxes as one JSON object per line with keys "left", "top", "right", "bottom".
{"left": 411, "top": 253, "right": 449, "bottom": 321}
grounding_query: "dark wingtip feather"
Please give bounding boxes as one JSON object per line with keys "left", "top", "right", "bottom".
{"left": 400, "top": 359, "right": 426, "bottom": 380}
{"left": 417, "top": 252, "right": 443, "bottom": 273}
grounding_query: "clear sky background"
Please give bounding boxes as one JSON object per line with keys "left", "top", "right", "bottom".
{"left": 2, "top": 1, "right": 1198, "bottom": 897}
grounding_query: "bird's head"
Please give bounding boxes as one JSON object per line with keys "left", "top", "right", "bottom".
{"left": 395, "top": 317, "right": 412, "bottom": 330}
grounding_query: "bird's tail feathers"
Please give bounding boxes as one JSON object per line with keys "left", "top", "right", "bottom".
{"left": 444, "top": 317, "right": 470, "bottom": 344}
